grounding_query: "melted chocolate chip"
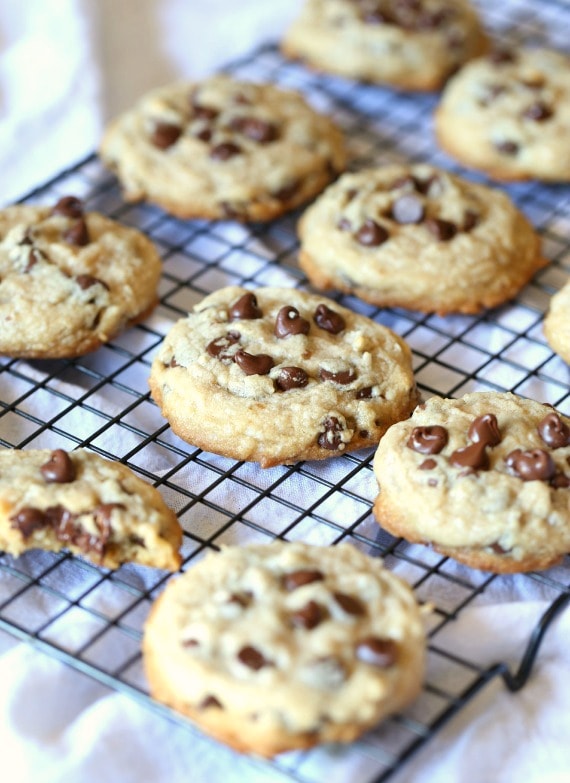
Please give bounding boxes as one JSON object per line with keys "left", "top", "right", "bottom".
{"left": 274, "top": 306, "right": 310, "bottom": 338}
{"left": 193, "top": 126, "right": 212, "bottom": 142}
{"left": 237, "top": 646, "right": 271, "bottom": 670}
{"left": 230, "top": 116, "right": 278, "bottom": 143}
{"left": 318, "top": 416, "right": 345, "bottom": 450}
{"left": 320, "top": 367, "right": 356, "bottom": 385}
{"left": 407, "top": 425, "right": 448, "bottom": 454}
{"left": 272, "top": 180, "right": 299, "bottom": 202}
{"left": 283, "top": 569, "right": 324, "bottom": 591}
{"left": 538, "top": 412, "right": 570, "bottom": 449}
{"left": 191, "top": 100, "right": 219, "bottom": 121}
{"left": 291, "top": 601, "right": 325, "bottom": 630}
{"left": 314, "top": 304, "right": 345, "bottom": 334}
{"left": 199, "top": 695, "right": 223, "bottom": 710}
{"left": 356, "top": 637, "right": 398, "bottom": 667}
{"left": 40, "top": 449, "right": 76, "bottom": 484}
{"left": 355, "top": 219, "right": 389, "bottom": 246}
{"left": 391, "top": 195, "right": 425, "bottom": 225}
{"left": 468, "top": 414, "right": 501, "bottom": 447}
{"left": 234, "top": 350, "right": 274, "bottom": 376}
{"left": 210, "top": 142, "right": 242, "bottom": 160}
{"left": 51, "top": 196, "right": 84, "bottom": 219}
{"left": 276, "top": 366, "right": 308, "bottom": 391}
{"left": 356, "top": 386, "right": 373, "bottom": 399}
{"left": 426, "top": 217, "right": 457, "bottom": 241}
{"left": 333, "top": 592, "right": 365, "bottom": 616}
{"left": 505, "top": 448, "right": 556, "bottom": 482}
{"left": 419, "top": 458, "right": 437, "bottom": 470}
{"left": 522, "top": 102, "right": 553, "bottom": 122}
{"left": 64, "top": 219, "right": 90, "bottom": 247}
{"left": 495, "top": 140, "right": 519, "bottom": 156}
{"left": 10, "top": 507, "right": 48, "bottom": 537}
{"left": 229, "top": 292, "right": 262, "bottom": 320}
{"left": 552, "top": 474, "right": 570, "bottom": 489}
{"left": 450, "top": 441, "right": 489, "bottom": 471}
{"left": 150, "top": 122, "right": 182, "bottom": 149}
{"left": 75, "top": 274, "right": 108, "bottom": 291}
{"left": 206, "top": 331, "right": 240, "bottom": 359}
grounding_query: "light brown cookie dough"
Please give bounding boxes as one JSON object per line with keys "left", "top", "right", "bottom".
{"left": 149, "top": 286, "right": 418, "bottom": 467}
{"left": 544, "top": 279, "right": 570, "bottom": 365}
{"left": 282, "top": 0, "right": 487, "bottom": 91}
{"left": 0, "top": 448, "right": 182, "bottom": 570}
{"left": 373, "top": 392, "right": 570, "bottom": 573}
{"left": 435, "top": 47, "right": 570, "bottom": 181}
{"left": 0, "top": 197, "right": 161, "bottom": 359}
{"left": 143, "top": 540, "right": 427, "bottom": 757}
{"left": 298, "top": 164, "right": 546, "bottom": 315}
{"left": 99, "top": 75, "right": 346, "bottom": 222}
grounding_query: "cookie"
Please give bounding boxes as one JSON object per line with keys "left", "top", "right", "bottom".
{"left": 372, "top": 391, "right": 570, "bottom": 573}
{"left": 0, "top": 448, "right": 182, "bottom": 570}
{"left": 148, "top": 286, "right": 418, "bottom": 467}
{"left": 99, "top": 75, "right": 346, "bottom": 222}
{"left": 0, "top": 197, "right": 161, "bottom": 359}
{"left": 282, "top": 0, "right": 487, "bottom": 91}
{"left": 143, "top": 540, "right": 426, "bottom": 757}
{"left": 544, "top": 279, "right": 570, "bottom": 365}
{"left": 298, "top": 163, "right": 546, "bottom": 315}
{"left": 435, "top": 47, "right": 570, "bottom": 181}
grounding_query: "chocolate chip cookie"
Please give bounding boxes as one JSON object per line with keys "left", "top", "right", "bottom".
{"left": 435, "top": 47, "right": 570, "bottom": 181}
{"left": 148, "top": 286, "right": 418, "bottom": 467}
{"left": 282, "top": 0, "right": 487, "bottom": 91}
{"left": 373, "top": 391, "right": 570, "bottom": 573}
{"left": 0, "top": 448, "right": 182, "bottom": 570}
{"left": 0, "top": 197, "right": 161, "bottom": 359}
{"left": 143, "top": 540, "right": 427, "bottom": 757}
{"left": 99, "top": 75, "right": 346, "bottom": 222}
{"left": 544, "top": 279, "right": 570, "bottom": 365}
{"left": 298, "top": 164, "right": 546, "bottom": 315}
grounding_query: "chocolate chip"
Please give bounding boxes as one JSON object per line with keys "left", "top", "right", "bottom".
{"left": 462, "top": 210, "right": 480, "bottom": 232}
{"left": 229, "top": 116, "right": 278, "bottom": 143}
{"left": 495, "top": 140, "right": 519, "bottom": 156}
{"left": 210, "top": 142, "right": 242, "bottom": 161}
{"left": 450, "top": 441, "right": 489, "bottom": 471}
{"left": 40, "top": 449, "right": 76, "bottom": 484}
{"left": 314, "top": 304, "right": 345, "bottom": 334}
{"left": 355, "top": 219, "right": 389, "bottom": 247}
{"left": 150, "top": 122, "right": 182, "bottom": 149}
{"left": 283, "top": 569, "right": 324, "bottom": 591}
{"left": 491, "top": 542, "right": 510, "bottom": 555}
{"left": 333, "top": 592, "right": 365, "bottom": 616}
{"left": 345, "top": 187, "right": 359, "bottom": 202}
{"left": 234, "top": 349, "right": 274, "bottom": 376}
{"left": 199, "top": 695, "right": 223, "bottom": 710}
{"left": 414, "top": 175, "right": 440, "bottom": 195}
{"left": 75, "top": 274, "right": 108, "bottom": 290}
{"left": 489, "top": 48, "right": 516, "bottom": 65}
{"left": 522, "top": 102, "right": 553, "bottom": 122}
{"left": 10, "top": 507, "right": 48, "bottom": 537}
{"left": 468, "top": 414, "right": 501, "bottom": 447}
{"left": 407, "top": 425, "right": 448, "bottom": 454}
{"left": 538, "top": 412, "right": 570, "bottom": 449}
{"left": 206, "top": 331, "right": 241, "bottom": 359}
{"left": 505, "top": 448, "right": 556, "bottom": 482}
{"left": 193, "top": 126, "right": 212, "bottom": 143}
{"left": 356, "top": 386, "right": 373, "bottom": 399}
{"left": 391, "top": 195, "right": 425, "bottom": 224}
{"left": 237, "top": 646, "right": 271, "bottom": 670}
{"left": 182, "top": 638, "right": 199, "bottom": 648}
{"left": 272, "top": 180, "right": 299, "bottom": 202}
{"left": 63, "top": 219, "right": 89, "bottom": 247}
{"left": 51, "top": 196, "right": 84, "bottom": 219}
{"left": 320, "top": 367, "right": 356, "bottom": 385}
{"left": 290, "top": 601, "right": 325, "bottom": 629}
{"left": 276, "top": 366, "right": 309, "bottom": 391}
{"left": 419, "top": 458, "right": 437, "bottom": 470}
{"left": 552, "top": 474, "right": 570, "bottom": 489}
{"left": 426, "top": 217, "right": 457, "bottom": 241}
{"left": 191, "top": 101, "right": 219, "bottom": 121}
{"left": 227, "top": 591, "right": 252, "bottom": 608}
{"left": 318, "top": 416, "right": 345, "bottom": 450}
{"left": 356, "top": 637, "right": 398, "bottom": 667}
{"left": 229, "top": 292, "right": 262, "bottom": 320}
{"left": 274, "top": 306, "right": 310, "bottom": 338}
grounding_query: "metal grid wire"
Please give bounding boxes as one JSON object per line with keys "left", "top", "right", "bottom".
{"left": 1, "top": 0, "right": 570, "bottom": 780}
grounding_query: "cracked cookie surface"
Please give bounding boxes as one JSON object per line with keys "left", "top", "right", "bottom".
{"left": 100, "top": 75, "right": 346, "bottom": 221}
{"left": 0, "top": 197, "right": 161, "bottom": 359}
{"left": 373, "top": 391, "right": 570, "bottom": 573}
{"left": 149, "top": 286, "right": 418, "bottom": 467}
{"left": 143, "top": 540, "right": 426, "bottom": 757}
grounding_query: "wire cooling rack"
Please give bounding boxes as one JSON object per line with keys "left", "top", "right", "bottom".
{"left": 1, "top": 1, "right": 570, "bottom": 781}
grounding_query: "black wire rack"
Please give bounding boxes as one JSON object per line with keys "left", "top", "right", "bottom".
{"left": 1, "top": 1, "right": 570, "bottom": 781}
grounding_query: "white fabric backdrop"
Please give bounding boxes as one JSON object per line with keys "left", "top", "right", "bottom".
{"left": 1, "top": 2, "right": 570, "bottom": 782}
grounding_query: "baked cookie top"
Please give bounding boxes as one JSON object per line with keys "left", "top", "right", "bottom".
{"left": 143, "top": 541, "right": 426, "bottom": 756}
{"left": 298, "top": 163, "right": 545, "bottom": 314}
{"left": 435, "top": 47, "right": 570, "bottom": 181}
{"left": 0, "top": 448, "right": 182, "bottom": 570}
{"left": 373, "top": 392, "right": 570, "bottom": 573}
{"left": 282, "top": 0, "right": 487, "bottom": 91}
{"left": 99, "top": 75, "right": 346, "bottom": 222}
{"left": 149, "top": 286, "right": 418, "bottom": 467}
{"left": 0, "top": 197, "right": 161, "bottom": 359}
{"left": 544, "top": 279, "right": 570, "bottom": 365}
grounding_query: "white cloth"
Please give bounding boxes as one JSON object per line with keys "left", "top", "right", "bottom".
{"left": 1, "top": 2, "right": 570, "bottom": 783}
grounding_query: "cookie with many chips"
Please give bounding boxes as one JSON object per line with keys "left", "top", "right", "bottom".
{"left": 148, "top": 286, "right": 418, "bottom": 467}
{"left": 143, "top": 540, "right": 427, "bottom": 757}
{"left": 373, "top": 391, "right": 570, "bottom": 573}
